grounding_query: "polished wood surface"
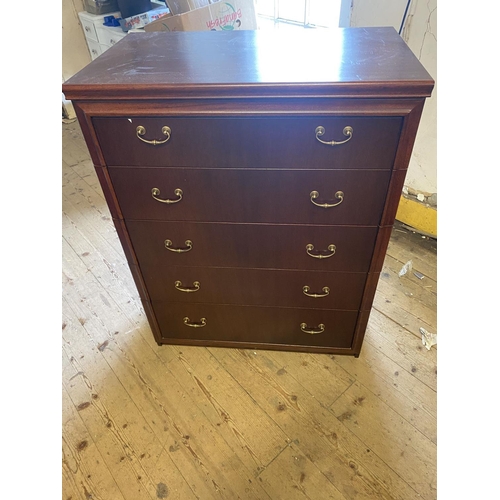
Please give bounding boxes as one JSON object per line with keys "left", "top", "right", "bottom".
{"left": 62, "top": 28, "right": 434, "bottom": 100}
{"left": 141, "top": 266, "right": 367, "bottom": 310}
{"left": 74, "top": 98, "right": 424, "bottom": 168}
{"left": 64, "top": 28, "right": 434, "bottom": 355}
{"left": 94, "top": 115, "right": 401, "bottom": 168}
{"left": 152, "top": 302, "right": 359, "bottom": 348}
{"left": 109, "top": 167, "right": 392, "bottom": 225}
{"left": 126, "top": 220, "right": 379, "bottom": 272}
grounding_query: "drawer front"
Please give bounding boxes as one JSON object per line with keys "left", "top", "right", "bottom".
{"left": 152, "top": 302, "right": 358, "bottom": 348}
{"left": 126, "top": 221, "right": 378, "bottom": 272}
{"left": 95, "top": 26, "right": 126, "bottom": 47}
{"left": 94, "top": 116, "right": 402, "bottom": 168}
{"left": 109, "top": 167, "right": 391, "bottom": 225}
{"left": 87, "top": 39, "right": 102, "bottom": 60}
{"left": 100, "top": 43, "right": 112, "bottom": 54}
{"left": 142, "top": 266, "right": 367, "bottom": 310}
{"left": 80, "top": 17, "right": 98, "bottom": 42}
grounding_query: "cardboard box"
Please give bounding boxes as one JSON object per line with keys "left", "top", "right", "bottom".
{"left": 84, "top": 0, "right": 119, "bottom": 15}
{"left": 119, "top": 5, "right": 170, "bottom": 31}
{"left": 165, "top": 0, "right": 210, "bottom": 16}
{"left": 144, "top": 0, "right": 257, "bottom": 32}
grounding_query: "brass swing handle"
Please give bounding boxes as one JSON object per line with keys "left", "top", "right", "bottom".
{"left": 300, "top": 323, "right": 325, "bottom": 335}
{"left": 315, "top": 126, "right": 353, "bottom": 146}
{"left": 175, "top": 280, "right": 200, "bottom": 293}
{"left": 165, "top": 239, "right": 193, "bottom": 253}
{"left": 306, "top": 244, "right": 336, "bottom": 259}
{"left": 310, "top": 190, "right": 344, "bottom": 208}
{"left": 136, "top": 125, "right": 171, "bottom": 145}
{"left": 183, "top": 317, "right": 206, "bottom": 328}
{"left": 151, "top": 187, "right": 183, "bottom": 204}
{"left": 303, "top": 286, "right": 330, "bottom": 298}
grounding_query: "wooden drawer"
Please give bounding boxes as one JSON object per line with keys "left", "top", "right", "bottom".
{"left": 152, "top": 302, "right": 358, "bottom": 349}
{"left": 126, "top": 221, "right": 378, "bottom": 272}
{"left": 94, "top": 116, "right": 402, "bottom": 168}
{"left": 109, "top": 167, "right": 391, "bottom": 225}
{"left": 142, "top": 266, "right": 367, "bottom": 310}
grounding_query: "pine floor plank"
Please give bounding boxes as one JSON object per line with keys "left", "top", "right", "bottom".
{"left": 332, "top": 338, "right": 437, "bottom": 444}
{"left": 62, "top": 173, "right": 120, "bottom": 252}
{"left": 386, "top": 224, "right": 437, "bottom": 280}
{"left": 62, "top": 345, "right": 162, "bottom": 500}
{"left": 330, "top": 382, "right": 437, "bottom": 500}
{"left": 365, "top": 309, "right": 437, "bottom": 392}
{"left": 380, "top": 254, "right": 437, "bottom": 310}
{"left": 210, "top": 347, "right": 420, "bottom": 500}
{"left": 62, "top": 210, "right": 144, "bottom": 324}
{"left": 257, "top": 443, "right": 347, "bottom": 500}
{"left": 168, "top": 345, "right": 289, "bottom": 468}
{"left": 372, "top": 289, "right": 436, "bottom": 340}
{"left": 62, "top": 122, "right": 437, "bottom": 500}
{"left": 260, "top": 349, "right": 355, "bottom": 407}
{"left": 62, "top": 384, "right": 126, "bottom": 500}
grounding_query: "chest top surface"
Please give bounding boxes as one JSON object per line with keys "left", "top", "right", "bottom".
{"left": 62, "top": 27, "right": 434, "bottom": 100}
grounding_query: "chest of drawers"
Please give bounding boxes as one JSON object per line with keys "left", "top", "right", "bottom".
{"left": 78, "top": 10, "right": 127, "bottom": 60}
{"left": 63, "top": 27, "right": 434, "bottom": 356}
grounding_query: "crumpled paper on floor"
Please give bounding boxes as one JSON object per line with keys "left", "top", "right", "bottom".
{"left": 419, "top": 327, "right": 437, "bottom": 350}
{"left": 398, "top": 260, "right": 413, "bottom": 277}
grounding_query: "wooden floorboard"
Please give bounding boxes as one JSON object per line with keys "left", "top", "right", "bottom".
{"left": 62, "top": 122, "right": 437, "bottom": 500}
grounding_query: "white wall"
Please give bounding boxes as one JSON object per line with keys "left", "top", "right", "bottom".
{"left": 341, "top": 0, "right": 437, "bottom": 200}
{"left": 62, "top": 0, "right": 91, "bottom": 81}
{"left": 401, "top": 0, "right": 437, "bottom": 197}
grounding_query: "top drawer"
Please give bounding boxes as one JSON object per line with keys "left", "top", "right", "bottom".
{"left": 93, "top": 116, "right": 402, "bottom": 168}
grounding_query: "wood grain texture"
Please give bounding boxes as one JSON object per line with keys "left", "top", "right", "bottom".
{"left": 125, "top": 220, "right": 379, "bottom": 272}
{"left": 95, "top": 115, "right": 401, "bottom": 169}
{"left": 62, "top": 28, "right": 434, "bottom": 100}
{"left": 152, "top": 301, "right": 359, "bottom": 348}
{"left": 62, "top": 120, "right": 437, "bottom": 499}
{"left": 139, "top": 265, "right": 368, "bottom": 310}
{"left": 64, "top": 28, "right": 433, "bottom": 358}
{"left": 109, "top": 167, "right": 392, "bottom": 225}
{"left": 75, "top": 97, "right": 423, "bottom": 118}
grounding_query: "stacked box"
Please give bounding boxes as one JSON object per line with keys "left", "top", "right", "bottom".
{"left": 144, "top": 0, "right": 256, "bottom": 32}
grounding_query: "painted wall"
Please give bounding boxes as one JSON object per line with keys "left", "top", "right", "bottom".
{"left": 341, "top": 0, "right": 437, "bottom": 202}
{"left": 62, "top": 0, "right": 91, "bottom": 82}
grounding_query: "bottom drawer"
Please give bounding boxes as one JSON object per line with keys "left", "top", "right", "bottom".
{"left": 152, "top": 302, "right": 359, "bottom": 349}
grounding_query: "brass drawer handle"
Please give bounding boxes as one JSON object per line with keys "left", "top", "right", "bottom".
{"left": 310, "top": 190, "right": 344, "bottom": 208}
{"left": 303, "top": 286, "right": 330, "bottom": 298}
{"left": 315, "top": 126, "right": 353, "bottom": 146}
{"left": 300, "top": 323, "right": 325, "bottom": 335}
{"left": 175, "top": 280, "right": 200, "bottom": 293}
{"left": 165, "top": 239, "right": 193, "bottom": 253}
{"left": 151, "top": 187, "right": 183, "bottom": 204}
{"left": 306, "top": 243, "right": 336, "bottom": 259}
{"left": 183, "top": 317, "right": 206, "bottom": 328}
{"left": 136, "top": 125, "right": 171, "bottom": 145}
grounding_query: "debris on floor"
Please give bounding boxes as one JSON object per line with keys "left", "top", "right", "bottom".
{"left": 413, "top": 271, "right": 425, "bottom": 280}
{"left": 398, "top": 260, "right": 413, "bottom": 277}
{"left": 420, "top": 327, "right": 437, "bottom": 350}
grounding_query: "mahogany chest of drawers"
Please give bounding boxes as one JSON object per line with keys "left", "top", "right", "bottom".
{"left": 63, "top": 27, "right": 434, "bottom": 356}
